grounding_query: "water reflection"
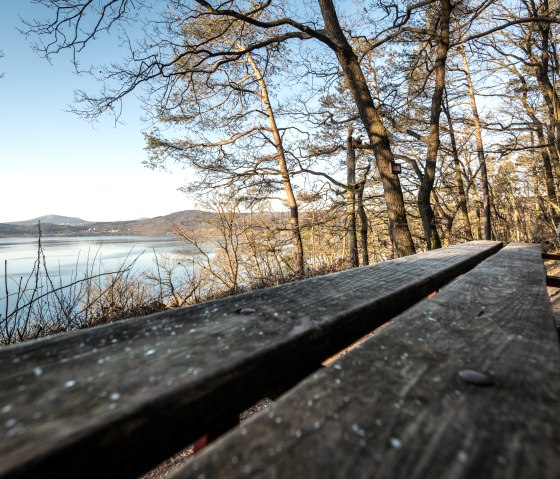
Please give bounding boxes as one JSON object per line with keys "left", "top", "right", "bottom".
{"left": 0, "top": 236, "right": 194, "bottom": 313}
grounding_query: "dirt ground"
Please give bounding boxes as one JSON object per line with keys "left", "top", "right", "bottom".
{"left": 140, "top": 398, "right": 273, "bottom": 479}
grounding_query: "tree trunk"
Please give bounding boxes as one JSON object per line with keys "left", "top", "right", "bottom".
{"left": 346, "top": 124, "right": 359, "bottom": 267}
{"left": 515, "top": 68, "right": 560, "bottom": 227}
{"left": 418, "top": 0, "right": 450, "bottom": 250}
{"left": 318, "top": 0, "right": 416, "bottom": 257}
{"left": 534, "top": 5, "right": 560, "bottom": 166}
{"left": 535, "top": 127, "right": 560, "bottom": 226}
{"left": 532, "top": 165, "right": 544, "bottom": 240}
{"left": 431, "top": 190, "right": 452, "bottom": 245}
{"left": 461, "top": 45, "right": 491, "bottom": 240}
{"left": 521, "top": 10, "right": 560, "bottom": 178}
{"left": 356, "top": 182, "right": 369, "bottom": 266}
{"left": 246, "top": 53, "right": 305, "bottom": 277}
{"left": 476, "top": 205, "right": 483, "bottom": 240}
{"left": 443, "top": 93, "right": 473, "bottom": 240}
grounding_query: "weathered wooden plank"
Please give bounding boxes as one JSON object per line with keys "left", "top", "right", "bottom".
{"left": 174, "top": 243, "right": 560, "bottom": 479}
{"left": 0, "top": 241, "right": 501, "bottom": 479}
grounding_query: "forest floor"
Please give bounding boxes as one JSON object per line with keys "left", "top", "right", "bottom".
{"left": 141, "top": 399, "right": 273, "bottom": 479}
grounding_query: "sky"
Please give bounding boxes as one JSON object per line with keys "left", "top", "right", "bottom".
{"left": 0, "top": 2, "right": 194, "bottom": 223}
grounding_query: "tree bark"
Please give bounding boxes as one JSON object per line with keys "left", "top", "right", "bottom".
{"left": 346, "top": 124, "right": 359, "bottom": 268}
{"left": 318, "top": 0, "right": 416, "bottom": 257}
{"left": 537, "top": 63, "right": 560, "bottom": 180}
{"left": 533, "top": 2, "right": 560, "bottom": 165}
{"left": 519, "top": 7, "right": 560, "bottom": 179}
{"left": 535, "top": 126, "right": 560, "bottom": 226}
{"left": 246, "top": 53, "right": 305, "bottom": 277}
{"left": 461, "top": 45, "right": 491, "bottom": 240}
{"left": 443, "top": 93, "right": 474, "bottom": 240}
{"left": 532, "top": 164, "right": 545, "bottom": 240}
{"left": 431, "top": 190, "right": 453, "bottom": 244}
{"left": 418, "top": 0, "right": 451, "bottom": 250}
{"left": 356, "top": 182, "right": 369, "bottom": 266}
{"left": 512, "top": 66, "right": 560, "bottom": 227}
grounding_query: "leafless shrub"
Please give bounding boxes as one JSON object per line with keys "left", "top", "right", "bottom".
{"left": 0, "top": 202, "right": 361, "bottom": 347}
{"left": 0, "top": 226, "right": 164, "bottom": 345}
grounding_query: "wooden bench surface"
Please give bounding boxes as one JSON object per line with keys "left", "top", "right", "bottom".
{"left": 171, "top": 242, "right": 560, "bottom": 478}
{"left": 0, "top": 241, "right": 501, "bottom": 479}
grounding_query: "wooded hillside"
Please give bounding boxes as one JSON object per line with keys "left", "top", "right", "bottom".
{"left": 0, "top": 211, "right": 214, "bottom": 237}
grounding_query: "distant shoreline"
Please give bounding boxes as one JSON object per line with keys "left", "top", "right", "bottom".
{"left": 0, "top": 232, "right": 175, "bottom": 239}
{"left": 0, "top": 226, "right": 175, "bottom": 239}
{"left": 0, "top": 210, "right": 213, "bottom": 238}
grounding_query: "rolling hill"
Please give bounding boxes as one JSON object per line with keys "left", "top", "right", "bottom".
{"left": 0, "top": 210, "right": 214, "bottom": 237}
{"left": 9, "top": 214, "right": 90, "bottom": 226}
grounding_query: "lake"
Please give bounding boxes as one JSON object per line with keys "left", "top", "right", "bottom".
{"left": 0, "top": 236, "right": 196, "bottom": 316}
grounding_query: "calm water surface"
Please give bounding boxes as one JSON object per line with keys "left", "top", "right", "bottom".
{"left": 0, "top": 236, "right": 195, "bottom": 313}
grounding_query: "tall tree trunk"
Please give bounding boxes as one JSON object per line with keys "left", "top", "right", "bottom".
{"left": 431, "top": 190, "right": 452, "bottom": 245}
{"left": 532, "top": 165, "right": 544, "bottom": 240}
{"left": 534, "top": 1, "right": 560, "bottom": 164}
{"left": 356, "top": 182, "right": 369, "bottom": 266}
{"left": 471, "top": 185, "right": 483, "bottom": 240}
{"left": 318, "top": 0, "right": 416, "bottom": 257}
{"left": 246, "top": 53, "right": 305, "bottom": 277}
{"left": 418, "top": 0, "right": 450, "bottom": 250}
{"left": 346, "top": 124, "right": 359, "bottom": 267}
{"left": 443, "top": 92, "right": 474, "bottom": 240}
{"left": 461, "top": 45, "right": 491, "bottom": 240}
{"left": 514, "top": 67, "right": 560, "bottom": 226}
{"left": 520, "top": 8, "right": 560, "bottom": 178}
{"left": 535, "top": 127, "right": 560, "bottom": 226}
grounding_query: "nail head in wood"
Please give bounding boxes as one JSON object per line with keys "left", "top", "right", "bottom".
{"left": 458, "top": 369, "right": 494, "bottom": 386}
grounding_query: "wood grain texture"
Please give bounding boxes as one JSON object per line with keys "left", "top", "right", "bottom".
{"left": 173, "top": 243, "right": 560, "bottom": 479}
{"left": 0, "top": 241, "right": 501, "bottom": 479}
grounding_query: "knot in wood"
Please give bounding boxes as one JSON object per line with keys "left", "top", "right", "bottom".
{"left": 236, "top": 307, "right": 256, "bottom": 315}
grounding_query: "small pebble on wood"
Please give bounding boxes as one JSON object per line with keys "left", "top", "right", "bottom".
{"left": 458, "top": 369, "right": 494, "bottom": 386}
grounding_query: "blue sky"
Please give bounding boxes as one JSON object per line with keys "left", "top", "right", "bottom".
{"left": 0, "top": 2, "right": 193, "bottom": 223}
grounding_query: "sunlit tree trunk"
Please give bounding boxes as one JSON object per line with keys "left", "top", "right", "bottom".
{"left": 346, "top": 124, "right": 359, "bottom": 267}
{"left": 356, "top": 182, "right": 369, "bottom": 265}
{"left": 443, "top": 93, "right": 474, "bottom": 240}
{"left": 246, "top": 53, "right": 305, "bottom": 277}
{"left": 532, "top": 165, "right": 545, "bottom": 240}
{"left": 461, "top": 45, "right": 491, "bottom": 240}
{"left": 318, "top": 0, "right": 416, "bottom": 257}
{"left": 513, "top": 69, "right": 560, "bottom": 227}
{"left": 533, "top": 1, "right": 560, "bottom": 166}
{"left": 418, "top": 0, "right": 451, "bottom": 250}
